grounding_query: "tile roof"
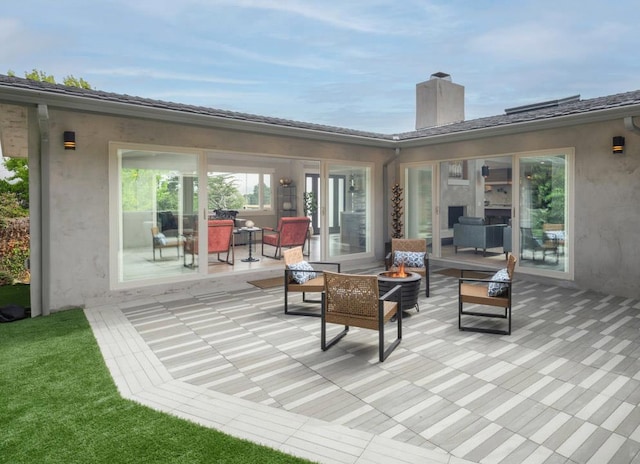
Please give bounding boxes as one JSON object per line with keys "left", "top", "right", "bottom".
{"left": 397, "top": 89, "right": 640, "bottom": 140}
{"left": 0, "top": 75, "right": 391, "bottom": 141}
{"left": 1, "top": 74, "right": 639, "bottom": 142}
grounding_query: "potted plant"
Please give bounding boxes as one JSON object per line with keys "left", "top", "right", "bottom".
{"left": 390, "top": 183, "right": 403, "bottom": 239}
{"left": 303, "top": 191, "right": 317, "bottom": 217}
{"left": 303, "top": 192, "right": 318, "bottom": 235}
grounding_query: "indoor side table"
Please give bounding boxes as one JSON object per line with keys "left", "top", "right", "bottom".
{"left": 240, "top": 226, "right": 261, "bottom": 262}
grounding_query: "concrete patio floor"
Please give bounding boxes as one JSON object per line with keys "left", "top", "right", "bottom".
{"left": 85, "top": 267, "right": 640, "bottom": 464}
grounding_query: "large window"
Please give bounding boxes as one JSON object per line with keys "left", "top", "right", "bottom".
{"left": 517, "top": 153, "right": 570, "bottom": 275}
{"left": 327, "top": 163, "right": 372, "bottom": 257}
{"left": 403, "top": 163, "right": 434, "bottom": 244}
{"left": 114, "top": 147, "right": 200, "bottom": 284}
{"left": 208, "top": 169, "right": 272, "bottom": 212}
{"left": 431, "top": 150, "right": 572, "bottom": 279}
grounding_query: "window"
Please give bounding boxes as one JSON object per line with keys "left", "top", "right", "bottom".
{"left": 113, "top": 147, "right": 200, "bottom": 284}
{"left": 208, "top": 169, "right": 272, "bottom": 212}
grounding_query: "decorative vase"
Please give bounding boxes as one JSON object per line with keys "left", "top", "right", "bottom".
{"left": 282, "top": 201, "right": 292, "bottom": 210}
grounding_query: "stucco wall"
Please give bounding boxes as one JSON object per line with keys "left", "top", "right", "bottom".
{"left": 24, "top": 104, "right": 640, "bottom": 309}
{"left": 398, "top": 120, "right": 640, "bottom": 299}
{"left": 44, "top": 109, "right": 391, "bottom": 310}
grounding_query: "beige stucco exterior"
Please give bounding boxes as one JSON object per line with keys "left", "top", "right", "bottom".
{"left": 398, "top": 118, "right": 640, "bottom": 299}
{"left": 1, "top": 78, "right": 639, "bottom": 315}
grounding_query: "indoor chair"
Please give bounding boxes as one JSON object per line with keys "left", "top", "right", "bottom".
{"left": 322, "top": 271, "right": 402, "bottom": 362}
{"left": 384, "top": 238, "right": 430, "bottom": 297}
{"left": 262, "top": 216, "right": 310, "bottom": 259}
{"left": 520, "top": 227, "right": 558, "bottom": 263}
{"left": 283, "top": 247, "right": 340, "bottom": 317}
{"left": 151, "top": 226, "right": 181, "bottom": 260}
{"left": 183, "top": 219, "right": 235, "bottom": 268}
{"left": 458, "top": 254, "right": 517, "bottom": 335}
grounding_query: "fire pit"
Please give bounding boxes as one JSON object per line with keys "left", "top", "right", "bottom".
{"left": 377, "top": 265, "right": 421, "bottom": 313}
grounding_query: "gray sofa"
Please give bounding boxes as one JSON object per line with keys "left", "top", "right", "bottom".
{"left": 453, "top": 216, "right": 506, "bottom": 256}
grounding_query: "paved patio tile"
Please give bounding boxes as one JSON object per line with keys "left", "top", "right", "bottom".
{"left": 85, "top": 269, "right": 640, "bottom": 464}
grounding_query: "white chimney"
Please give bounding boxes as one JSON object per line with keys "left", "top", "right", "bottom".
{"left": 416, "top": 72, "right": 464, "bottom": 130}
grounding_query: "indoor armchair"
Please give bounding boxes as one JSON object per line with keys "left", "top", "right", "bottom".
{"left": 262, "top": 216, "right": 310, "bottom": 259}
{"left": 183, "top": 219, "right": 235, "bottom": 268}
{"left": 151, "top": 226, "right": 181, "bottom": 261}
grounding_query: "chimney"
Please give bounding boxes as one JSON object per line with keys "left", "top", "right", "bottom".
{"left": 415, "top": 72, "right": 464, "bottom": 130}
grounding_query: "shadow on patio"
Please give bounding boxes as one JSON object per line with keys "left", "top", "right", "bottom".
{"left": 86, "top": 267, "right": 640, "bottom": 464}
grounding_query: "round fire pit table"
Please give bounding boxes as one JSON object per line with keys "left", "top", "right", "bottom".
{"left": 377, "top": 271, "right": 421, "bottom": 313}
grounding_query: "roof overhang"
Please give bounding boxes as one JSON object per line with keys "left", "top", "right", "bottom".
{"left": 0, "top": 84, "right": 396, "bottom": 149}
{"left": 2, "top": 81, "right": 640, "bottom": 151}
{"left": 397, "top": 105, "right": 640, "bottom": 148}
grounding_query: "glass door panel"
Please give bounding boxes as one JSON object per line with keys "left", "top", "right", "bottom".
{"left": 404, "top": 164, "right": 434, "bottom": 250}
{"left": 118, "top": 149, "right": 199, "bottom": 283}
{"left": 327, "top": 164, "right": 371, "bottom": 257}
{"left": 517, "top": 154, "right": 568, "bottom": 273}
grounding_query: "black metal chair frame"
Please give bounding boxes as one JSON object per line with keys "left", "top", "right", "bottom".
{"left": 458, "top": 255, "right": 516, "bottom": 336}
{"left": 321, "top": 273, "right": 403, "bottom": 362}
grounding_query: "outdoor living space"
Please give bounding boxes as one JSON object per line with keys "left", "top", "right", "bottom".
{"left": 86, "top": 266, "right": 640, "bottom": 464}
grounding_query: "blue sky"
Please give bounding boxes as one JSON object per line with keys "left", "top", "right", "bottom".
{"left": 2, "top": 0, "right": 639, "bottom": 133}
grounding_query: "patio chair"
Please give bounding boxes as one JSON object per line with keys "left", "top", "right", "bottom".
{"left": 283, "top": 246, "right": 340, "bottom": 317}
{"left": 384, "top": 238, "right": 430, "bottom": 297}
{"left": 543, "top": 223, "right": 565, "bottom": 255}
{"left": 322, "top": 271, "right": 402, "bottom": 362}
{"left": 262, "top": 216, "right": 310, "bottom": 259}
{"left": 458, "top": 254, "right": 517, "bottom": 335}
{"left": 520, "top": 227, "right": 558, "bottom": 263}
{"left": 151, "top": 226, "right": 181, "bottom": 261}
{"left": 183, "top": 219, "right": 235, "bottom": 268}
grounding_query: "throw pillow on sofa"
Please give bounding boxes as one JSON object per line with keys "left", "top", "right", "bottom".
{"left": 288, "top": 261, "right": 317, "bottom": 284}
{"left": 487, "top": 268, "right": 510, "bottom": 296}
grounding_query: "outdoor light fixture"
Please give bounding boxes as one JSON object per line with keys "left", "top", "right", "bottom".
{"left": 612, "top": 136, "right": 625, "bottom": 154}
{"left": 63, "top": 131, "right": 76, "bottom": 150}
{"left": 481, "top": 164, "right": 490, "bottom": 178}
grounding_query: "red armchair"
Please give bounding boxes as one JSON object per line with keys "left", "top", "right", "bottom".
{"left": 261, "top": 216, "right": 310, "bottom": 259}
{"left": 184, "top": 219, "right": 235, "bottom": 268}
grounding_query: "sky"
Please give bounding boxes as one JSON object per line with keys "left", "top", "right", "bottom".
{"left": 1, "top": 0, "right": 640, "bottom": 134}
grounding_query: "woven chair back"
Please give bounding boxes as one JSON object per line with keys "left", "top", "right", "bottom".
{"left": 506, "top": 254, "right": 517, "bottom": 279}
{"left": 391, "top": 238, "right": 427, "bottom": 254}
{"left": 324, "top": 271, "right": 379, "bottom": 320}
{"left": 283, "top": 246, "right": 304, "bottom": 267}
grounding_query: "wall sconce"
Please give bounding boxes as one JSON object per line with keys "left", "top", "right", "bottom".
{"left": 612, "top": 136, "right": 625, "bottom": 154}
{"left": 481, "top": 164, "right": 490, "bottom": 178}
{"left": 63, "top": 131, "right": 76, "bottom": 150}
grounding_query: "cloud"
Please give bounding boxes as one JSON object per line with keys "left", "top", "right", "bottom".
{"left": 201, "top": 0, "right": 396, "bottom": 34}
{"left": 88, "top": 67, "right": 259, "bottom": 85}
{"left": 206, "top": 42, "right": 338, "bottom": 70}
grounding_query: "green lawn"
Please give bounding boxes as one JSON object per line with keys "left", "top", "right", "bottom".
{"left": 0, "top": 309, "right": 313, "bottom": 464}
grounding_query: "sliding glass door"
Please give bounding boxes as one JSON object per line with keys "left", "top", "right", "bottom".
{"left": 403, "top": 163, "right": 436, "bottom": 251}
{"left": 326, "top": 163, "right": 372, "bottom": 258}
{"left": 115, "top": 147, "right": 200, "bottom": 283}
{"left": 517, "top": 153, "right": 571, "bottom": 275}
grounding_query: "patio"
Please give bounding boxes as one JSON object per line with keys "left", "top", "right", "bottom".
{"left": 85, "top": 267, "right": 640, "bottom": 464}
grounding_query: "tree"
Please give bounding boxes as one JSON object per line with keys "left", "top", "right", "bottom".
{"left": 207, "top": 175, "right": 244, "bottom": 210}
{"left": 1, "top": 69, "right": 93, "bottom": 216}
{"left": 0, "top": 158, "right": 29, "bottom": 210}
{"left": 8, "top": 68, "right": 92, "bottom": 89}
